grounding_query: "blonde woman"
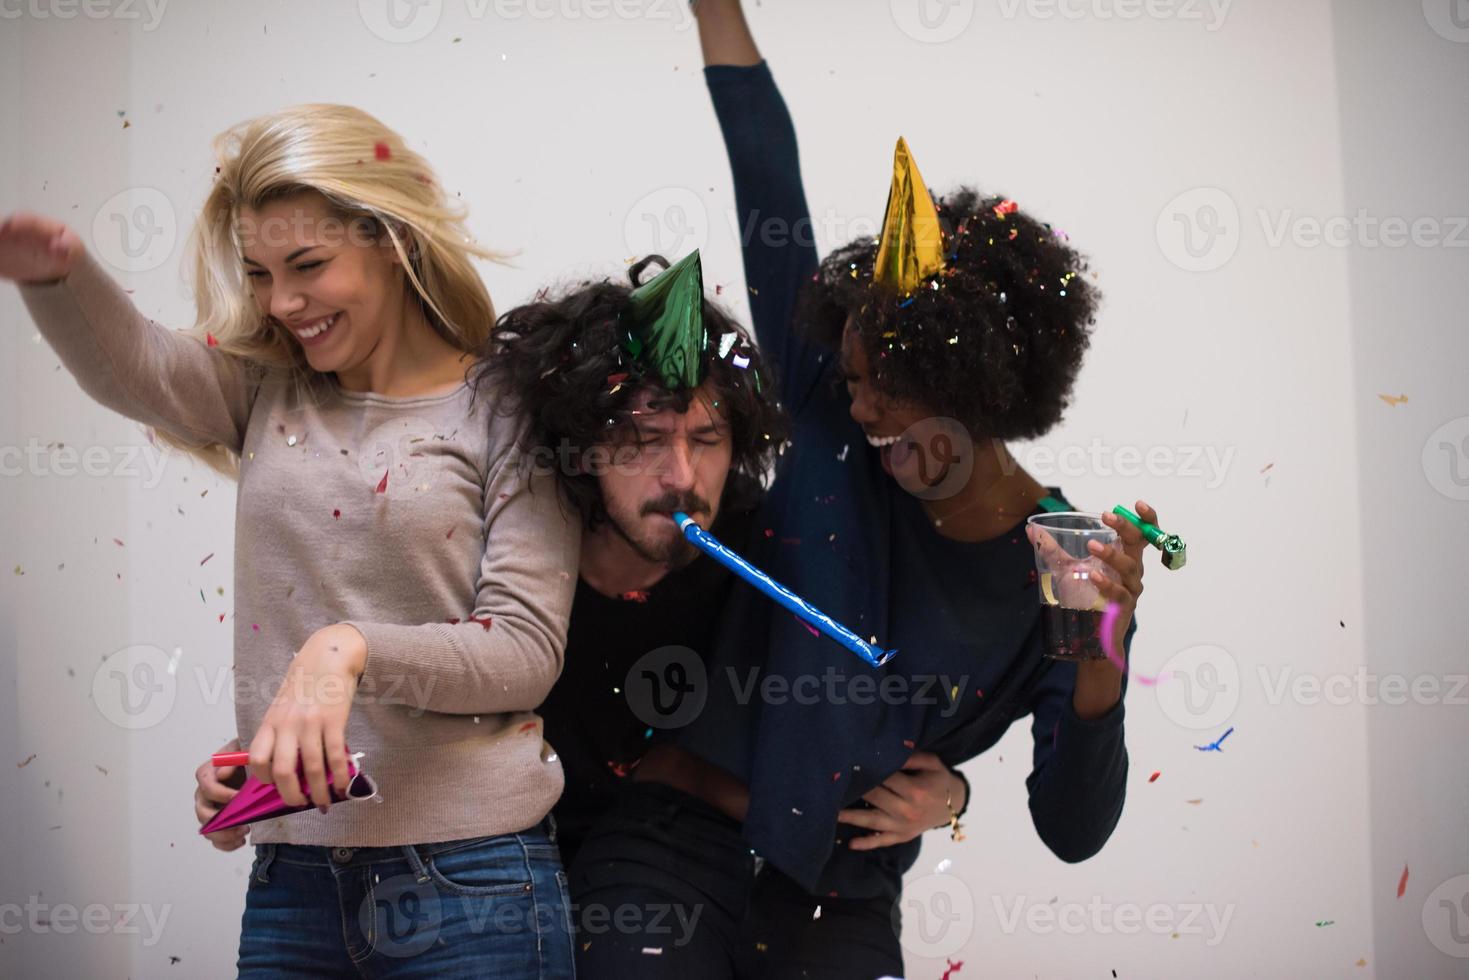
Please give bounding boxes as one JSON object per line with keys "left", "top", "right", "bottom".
{"left": 2, "top": 104, "right": 579, "bottom": 977}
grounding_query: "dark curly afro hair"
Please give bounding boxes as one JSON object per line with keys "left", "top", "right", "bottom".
{"left": 797, "top": 186, "right": 1100, "bottom": 441}
{"left": 474, "top": 255, "right": 788, "bottom": 528}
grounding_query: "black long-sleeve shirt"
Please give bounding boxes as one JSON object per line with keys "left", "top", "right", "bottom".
{"left": 668, "top": 62, "right": 1131, "bottom": 898}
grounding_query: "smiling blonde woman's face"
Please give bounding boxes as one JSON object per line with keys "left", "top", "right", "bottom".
{"left": 237, "top": 191, "right": 407, "bottom": 376}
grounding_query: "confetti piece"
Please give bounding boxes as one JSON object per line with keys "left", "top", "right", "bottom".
{"left": 1356, "top": 959, "right": 1367, "bottom": 967}
{"left": 375, "top": 470, "right": 389, "bottom": 494}
{"left": 446, "top": 526, "right": 455, "bottom": 539}
{"left": 813, "top": 905, "right": 821, "bottom": 920}
{"left": 96, "top": 765, "right": 109, "bottom": 776}
{"left": 13, "top": 566, "right": 24, "bottom": 576}
{"left": 902, "top": 739, "right": 915, "bottom": 749}
{"left": 1397, "top": 865, "right": 1409, "bottom": 898}
{"left": 1100, "top": 602, "right": 1160, "bottom": 684}
{"left": 517, "top": 721, "right": 538, "bottom": 734}
{"left": 1377, "top": 393, "right": 1408, "bottom": 407}
{"left": 1259, "top": 462, "right": 1274, "bottom": 474}
{"left": 620, "top": 591, "right": 651, "bottom": 603}
{"left": 992, "top": 199, "right": 1018, "bottom": 218}
{"left": 641, "top": 947, "right": 663, "bottom": 956}
{"left": 18, "top": 754, "right": 36, "bottom": 768}
{"left": 206, "top": 333, "right": 218, "bottom": 347}
{"left": 1195, "top": 727, "right": 1234, "bottom": 752}
{"left": 374, "top": 141, "right": 391, "bottom": 161}
{"left": 114, "top": 538, "right": 125, "bottom": 547}
{"left": 199, "top": 553, "right": 214, "bottom": 566}
{"left": 1315, "top": 920, "right": 1334, "bottom": 927}
{"left": 333, "top": 509, "right": 341, "bottom": 520}
{"left": 934, "top": 858, "right": 952, "bottom": 874}
{"left": 1149, "top": 771, "right": 1161, "bottom": 783}
{"left": 467, "top": 616, "right": 493, "bottom": 631}
{"left": 940, "top": 958, "right": 965, "bottom": 980}
{"left": 1185, "top": 798, "right": 1203, "bottom": 805}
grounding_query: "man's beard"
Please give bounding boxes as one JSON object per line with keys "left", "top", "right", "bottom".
{"left": 606, "top": 491, "right": 714, "bottom": 569}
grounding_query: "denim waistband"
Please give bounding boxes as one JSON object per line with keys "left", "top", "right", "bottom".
{"left": 257, "top": 816, "right": 557, "bottom": 872}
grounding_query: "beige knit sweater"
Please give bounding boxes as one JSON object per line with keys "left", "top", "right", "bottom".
{"left": 21, "top": 250, "right": 581, "bottom": 846}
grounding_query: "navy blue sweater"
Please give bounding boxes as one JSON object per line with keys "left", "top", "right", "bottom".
{"left": 670, "top": 62, "right": 1130, "bottom": 898}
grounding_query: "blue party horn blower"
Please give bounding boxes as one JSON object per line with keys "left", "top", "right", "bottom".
{"left": 672, "top": 512, "right": 896, "bottom": 668}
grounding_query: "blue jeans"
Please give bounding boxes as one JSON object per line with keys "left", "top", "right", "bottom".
{"left": 237, "top": 818, "right": 575, "bottom": 979}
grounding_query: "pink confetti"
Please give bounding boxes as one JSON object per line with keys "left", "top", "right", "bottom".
{"left": 1100, "top": 601, "right": 1161, "bottom": 685}
{"left": 206, "top": 333, "right": 218, "bottom": 347}
{"left": 199, "top": 553, "right": 214, "bottom": 566}
{"left": 333, "top": 509, "right": 341, "bottom": 520}
{"left": 1149, "top": 771, "right": 1161, "bottom": 783}
{"left": 375, "top": 470, "right": 389, "bottom": 494}
{"left": 940, "top": 958, "right": 965, "bottom": 980}
{"left": 620, "top": 591, "right": 651, "bottom": 604}
{"left": 113, "top": 538, "right": 125, "bottom": 547}
{"left": 1397, "top": 865, "right": 1409, "bottom": 898}
{"left": 467, "top": 615, "right": 493, "bottom": 631}
{"left": 446, "top": 526, "right": 455, "bottom": 539}
{"left": 374, "top": 141, "right": 391, "bottom": 161}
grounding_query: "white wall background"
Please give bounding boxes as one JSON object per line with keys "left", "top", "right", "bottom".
{"left": 0, "top": 1, "right": 1463, "bottom": 977}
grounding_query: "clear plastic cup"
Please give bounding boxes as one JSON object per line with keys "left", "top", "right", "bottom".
{"left": 1025, "top": 512, "right": 1120, "bottom": 662}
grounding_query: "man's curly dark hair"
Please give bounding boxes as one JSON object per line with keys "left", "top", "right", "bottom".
{"left": 797, "top": 186, "right": 1100, "bottom": 441}
{"left": 474, "top": 255, "right": 788, "bottom": 528}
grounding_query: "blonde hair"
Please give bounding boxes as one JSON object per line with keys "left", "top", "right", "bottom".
{"left": 164, "top": 103, "right": 503, "bottom": 475}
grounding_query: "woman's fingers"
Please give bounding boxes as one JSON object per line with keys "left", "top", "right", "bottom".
{"left": 848, "top": 831, "right": 903, "bottom": 852}
{"left": 247, "top": 726, "right": 276, "bottom": 788}
{"left": 271, "top": 729, "right": 304, "bottom": 808}
{"left": 298, "top": 725, "right": 332, "bottom": 810}
{"left": 836, "top": 808, "right": 893, "bottom": 832}
{"left": 324, "top": 726, "right": 352, "bottom": 802}
{"left": 205, "top": 828, "right": 248, "bottom": 852}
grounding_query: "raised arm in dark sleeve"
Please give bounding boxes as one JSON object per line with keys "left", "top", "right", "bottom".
{"left": 704, "top": 62, "right": 826, "bottom": 414}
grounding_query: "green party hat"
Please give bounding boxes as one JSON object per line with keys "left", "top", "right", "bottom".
{"left": 623, "top": 250, "right": 708, "bottom": 390}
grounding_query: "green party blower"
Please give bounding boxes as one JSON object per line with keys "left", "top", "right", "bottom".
{"left": 1112, "top": 506, "right": 1188, "bottom": 571}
